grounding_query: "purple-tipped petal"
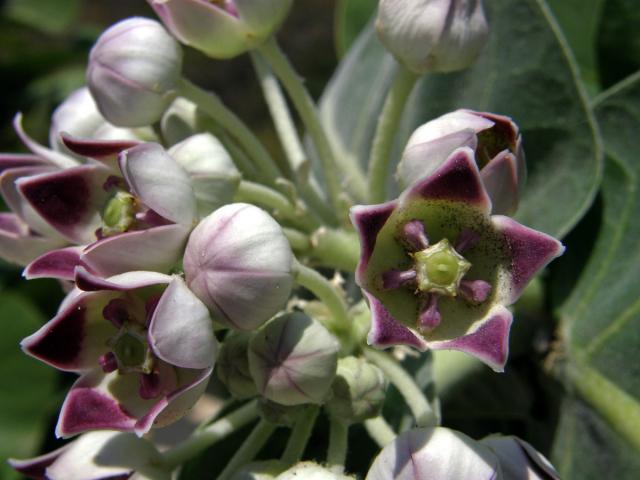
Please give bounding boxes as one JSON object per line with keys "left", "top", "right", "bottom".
{"left": 81, "top": 224, "right": 189, "bottom": 277}
{"left": 56, "top": 371, "right": 138, "bottom": 437}
{"left": 8, "top": 444, "right": 69, "bottom": 479}
{"left": 0, "top": 213, "right": 67, "bottom": 265}
{"left": 400, "top": 219, "right": 429, "bottom": 251}
{"left": 148, "top": 277, "right": 217, "bottom": 369}
{"left": 350, "top": 200, "right": 398, "bottom": 283}
{"left": 459, "top": 279, "right": 492, "bottom": 304}
{"left": 21, "top": 292, "right": 119, "bottom": 372}
{"left": 75, "top": 266, "right": 172, "bottom": 292}
{"left": 382, "top": 269, "right": 417, "bottom": 289}
{"left": 481, "top": 151, "right": 519, "bottom": 215}
{"left": 23, "top": 246, "right": 83, "bottom": 280}
{"left": 419, "top": 294, "right": 441, "bottom": 331}
{"left": 492, "top": 216, "right": 565, "bottom": 304}
{"left": 429, "top": 305, "right": 513, "bottom": 372}
{"left": 365, "top": 292, "right": 428, "bottom": 351}
{"left": 0, "top": 153, "right": 49, "bottom": 173}
{"left": 13, "top": 113, "right": 78, "bottom": 168}
{"left": 60, "top": 132, "right": 139, "bottom": 160}
{"left": 134, "top": 366, "right": 212, "bottom": 435}
{"left": 402, "top": 147, "right": 491, "bottom": 214}
{"left": 17, "top": 165, "right": 112, "bottom": 244}
{"left": 119, "top": 143, "right": 197, "bottom": 225}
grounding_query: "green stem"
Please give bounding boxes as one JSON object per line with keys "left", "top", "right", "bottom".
{"left": 282, "top": 227, "right": 311, "bottom": 252}
{"left": 327, "top": 419, "right": 349, "bottom": 471}
{"left": 161, "top": 401, "right": 258, "bottom": 468}
{"left": 293, "top": 260, "right": 352, "bottom": 342}
{"left": 364, "top": 348, "right": 437, "bottom": 427}
{"left": 178, "top": 78, "right": 282, "bottom": 185}
{"left": 364, "top": 416, "right": 396, "bottom": 447}
{"left": 258, "top": 38, "right": 365, "bottom": 210}
{"left": 217, "top": 419, "right": 276, "bottom": 480}
{"left": 235, "top": 180, "right": 320, "bottom": 231}
{"left": 367, "top": 65, "right": 419, "bottom": 203}
{"left": 432, "top": 349, "right": 484, "bottom": 398}
{"left": 310, "top": 227, "right": 360, "bottom": 272}
{"left": 281, "top": 405, "right": 319, "bottom": 466}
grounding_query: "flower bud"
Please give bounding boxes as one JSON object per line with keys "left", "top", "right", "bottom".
{"left": 231, "top": 460, "right": 287, "bottom": 480}
{"left": 257, "top": 399, "right": 307, "bottom": 427}
{"left": 397, "top": 109, "right": 525, "bottom": 215}
{"left": 87, "top": 17, "right": 183, "bottom": 127}
{"left": 377, "top": 0, "right": 489, "bottom": 74}
{"left": 148, "top": 0, "right": 293, "bottom": 59}
{"left": 169, "top": 133, "right": 241, "bottom": 217}
{"left": 248, "top": 312, "right": 339, "bottom": 406}
{"left": 277, "top": 462, "right": 355, "bottom": 480}
{"left": 217, "top": 331, "right": 258, "bottom": 399}
{"left": 161, "top": 97, "right": 199, "bottom": 146}
{"left": 184, "top": 203, "right": 294, "bottom": 330}
{"left": 481, "top": 436, "right": 559, "bottom": 479}
{"left": 325, "top": 357, "right": 386, "bottom": 424}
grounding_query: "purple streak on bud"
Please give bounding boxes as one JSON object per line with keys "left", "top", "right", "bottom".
{"left": 99, "top": 352, "right": 118, "bottom": 373}
{"left": 401, "top": 219, "right": 429, "bottom": 251}
{"left": 102, "top": 298, "right": 130, "bottom": 328}
{"left": 455, "top": 228, "right": 480, "bottom": 253}
{"left": 382, "top": 269, "right": 417, "bottom": 290}
{"left": 139, "top": 372, "right": 162, "bottom": 400}
{"left": 419, "top": 294, "right": 441, "bottom": 331}
{"left": 459, "top": 280, "right": 492, "bottom": 304}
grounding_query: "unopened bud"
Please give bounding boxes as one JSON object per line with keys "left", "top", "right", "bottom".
{"left": 217, "top": 332, "right": 257, "bottom": 399}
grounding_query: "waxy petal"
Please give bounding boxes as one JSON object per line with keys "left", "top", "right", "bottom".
{"left": 482, "top": 436, "right": 559, "bottom": 480}
{"left": 428, "top": 305, "right": 513, "bottom": 372}
{"left": 8, "top": 444, "right": 69, "bottom": 479}
{"left": 18, "top": 164, "right": 112, "bottom": 244}
{"left": 75, "top": 267, "right": 172, "bottom": 292}
{"left": 148, "top": 277, "right": 217, "bottom": 369}
{"left": 61, "top": 132, "right": 140, "bottom": 161}
{"left": 0, "top": 153, "right": 49, "bottom": 173}
{"left": 81, "top": 224, "right": 189, "bottom": 277}
{"left": 24, "top": 246, "right": 84, "bottom": 280}
{"left": 365, "top": 292, "right": 428, "bottom": 351}
{"left": 492, "top": 216, "right": 565, "bottom": 304}
{"left": 402, "top": 147, "right": 492, "bottom": 214}
{"left": 350, "top": 200, "right": 398, "bottom": 284}
{"left": 21, "top": 291, "right": 119, "bottom": 372}
{"left": 0, "top": 213, "right": 66, "bottom": 265}
{"left": 481, "top": 151, "right": 520, "bottom": 215}
{"left": 13, "top": 113, "right": 78, "bottom": 168}
{"left": 119, "top": 143, "right": 197, "bottom": 225}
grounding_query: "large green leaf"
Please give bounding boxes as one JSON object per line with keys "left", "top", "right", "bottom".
{"left": 0, "top": 292, "right": 59, "bottom": 479}
{"left": 333, "top": 0, "right": 377, "bottom": 58}
{"left": 320, "top": 0, "right": 602, "bottom": 237}
{"left": 555, "top": 71, "right": 640, "bottom": 478}
{"left": 4, "top": 0, "right": 81, "bottom": 35}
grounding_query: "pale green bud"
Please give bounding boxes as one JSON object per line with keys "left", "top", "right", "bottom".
{"left": 216, "top": 332, "right": 257, "bottom": 399}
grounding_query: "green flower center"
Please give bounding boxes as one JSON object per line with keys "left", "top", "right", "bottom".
{"left": 101, "top": 191, "right": 135, "bottom": 236}
{"left": 412, "top": 238, "right": 471, "bottom": 296}
{"left": 113, "top": 332, "right": 146, "bottom": 368}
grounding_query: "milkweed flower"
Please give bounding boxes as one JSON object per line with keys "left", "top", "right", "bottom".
{"left": 21, "top": 271, "right": 217, "bottom": 437}
{"left": 351, "top": 147, "right": 564, "bottom": 371}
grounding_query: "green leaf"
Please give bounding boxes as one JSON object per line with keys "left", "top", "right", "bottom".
{"left": 556, "top": 71, "right": 640, "bottom": 478}
{"left": 320, "top": 0, "right": 602, "bottom": 238}
{"left": 598, "top": 0, "right": 640, "bottom": 89}
{"left": 4, "top": 0, "right": 81, "bottom": 35}
{"left": 0, "top": 292, "right": 59, "bottom": 479}
{"left": 334, "top": 0, "right": 377, "bottom": 58}
{"left": 546, "top": 0, "right": 605, "bottom": 96}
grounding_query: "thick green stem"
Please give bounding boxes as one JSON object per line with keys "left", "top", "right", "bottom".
{"left": 217, "top": 419, "right": 276, "bottom": 480}
{"left": 364, "top": 416, "right": 396, "bottom": 447}
{"left": 235, "top": 180, "right": 320, "bottom": 231}
{"left": 310, "top": 227, "right": 360, "bottom": 272}
{"left": 282, "top": 227, "right": 311, "bottom": 252}
{"left": 327, "top": 419, "right": 349, "bottom": 471}
{"left": 367, "top": 65, "right": 419, "bottom": 203}
{"left": 281, "top": 405, "right": 319, "bottom": 466}
{"left": 258, "top": 38, "right": 366, "bottom": 210}
{"left": 293, "top": 260, "right": 352, "bottom": 342}
{"left": 179, "top": 78, "right": 282, "bottom": 185}
{"left": 161, "top": 401, "right": 258, "bottom": 468}
{"left": 364, "top": 348, "right": 437, "bottom": 427}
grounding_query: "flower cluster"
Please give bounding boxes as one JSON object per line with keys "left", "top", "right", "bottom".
{"left": 3, "top": 1, "right": 566, "bottom": 478}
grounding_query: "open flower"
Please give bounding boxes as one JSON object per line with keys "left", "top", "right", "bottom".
{"left": 351, "top": 147, "right": 563, "bottom": 371}
{"left": 9, "top": 430, "right": 170, "bottom": 480}
{"left": 21, "top": 271, "right": 217, "bottom": 437}
{"left": 397, "top": 109, "right": 525, "bottom": 215}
